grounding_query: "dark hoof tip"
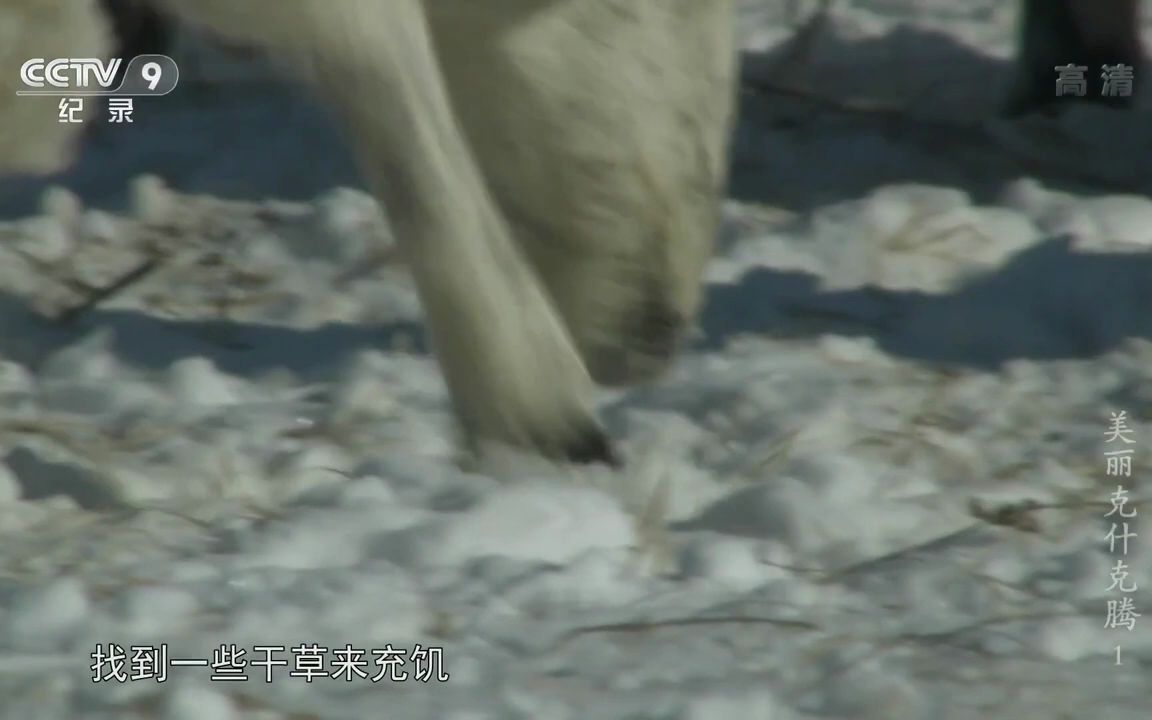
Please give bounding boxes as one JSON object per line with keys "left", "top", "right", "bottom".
{"left": 563, "top": 427, "right": 621, "bottom": 468}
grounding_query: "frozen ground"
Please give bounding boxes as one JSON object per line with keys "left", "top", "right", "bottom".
{"left": 1, "top": 1, "right": 1152, "bottom": 718}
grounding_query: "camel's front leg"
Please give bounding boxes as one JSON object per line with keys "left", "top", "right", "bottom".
{"left": 158, "top": 0, "right": 616, "bottom": 464}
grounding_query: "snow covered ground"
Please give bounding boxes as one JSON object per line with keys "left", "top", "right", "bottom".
{"left": 2, "top": 1, "right": 1152, "bottom": 718}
